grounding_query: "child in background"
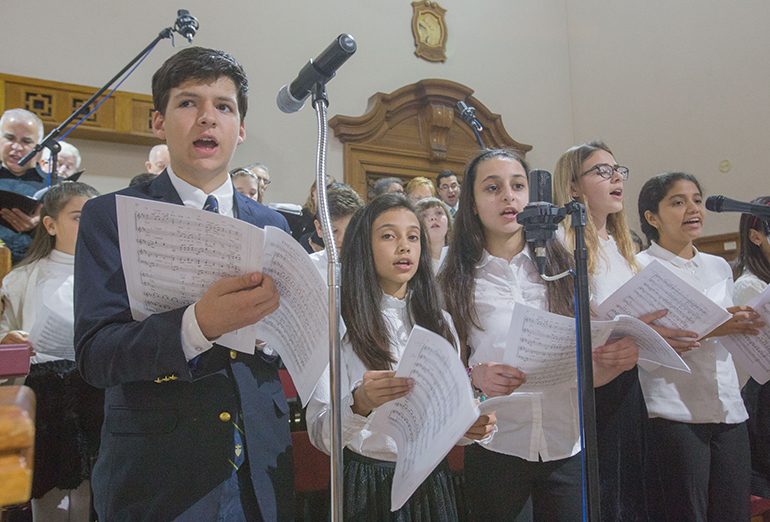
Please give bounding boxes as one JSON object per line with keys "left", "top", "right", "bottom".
{"left": 1, "top": 182, "right": 101, "bottom": 522}
{"left": 309, "top": 183, "right": 364, "bottom": 282}
{"left": 414, "top": 197, "right": 452, "bottom": 273}
{"left": 306, "top": 193, "right": 495, "bottom": 521}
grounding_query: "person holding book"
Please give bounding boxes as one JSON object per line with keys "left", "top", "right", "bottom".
{"left": 306, "top": 193, "right": 495, "bottom": 521}
{"left": 73, "top": 47, "right": 294, "bottom": 521}
{"left": 637, "top": 171, "right": 762, "bottom": 520}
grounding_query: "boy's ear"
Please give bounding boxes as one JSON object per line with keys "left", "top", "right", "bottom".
{"left": 314, "top": 219, "right": 323, "bottom": 239}
{"left": 237, "top": 120, "right": 245, "bottom": 145}
{"left": 152, "top": 111, "right": 166, "bottom": 140}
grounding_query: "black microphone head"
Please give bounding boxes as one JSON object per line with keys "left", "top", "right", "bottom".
{"left": 705, "top": 195, "right": 724, "bottom": 212}
{"left": 175, "top": 10, "right": 199, "bottom": 43}
{"left": 528, "top": 169, "right": 552, "bottom": 204}
{"left": 314, "top": 34, "right": 357, "bottom": 76}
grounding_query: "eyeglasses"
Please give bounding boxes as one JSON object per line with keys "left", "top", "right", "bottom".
{"left": 258, "top": 178, "right": 271, "bottom": 186}
{"left": 582, "top": 163, "right": 629, "bottom": 180}
{"left": 440, "top": 183, "right": 459, "bottom": 191}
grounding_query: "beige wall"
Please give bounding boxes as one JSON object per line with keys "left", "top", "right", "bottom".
{"left": 2, "top": 1, "right": 768, "bottom": 237}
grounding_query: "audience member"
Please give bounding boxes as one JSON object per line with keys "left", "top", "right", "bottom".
{"left": 38, "top": 141, "right": 81, "bottom": 179}
{"left": 246, "top": 162, "right": 270, "bottom": 203}
{"left": 0, "top": 108, "right": 46, "bottom": 264}
{"left": 128, "top": 172, "right": 158, "bottom": 187}
{"left": 309, "top": 183, "right": 364, "bottom": 281}
{"left": 414, "top": 196, "right": 452, "bottom": 273}
{"left": 436, "top": 170, "right": 460, "bottom": 216}
{"left": 293, "top": 176, "right": 335, "bottom": 252}
{"left": 145, "top": 143, "right": 170, "bottom": 175}
{"left": 373, "top": 176, "right": 404, "bottom": 196}
{"left": 404, "top": 176, "right": 436, "bottom": 203}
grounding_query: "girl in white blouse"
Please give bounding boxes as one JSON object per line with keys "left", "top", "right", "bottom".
{"left": 637, "top": 171, "right": 762, "bottom": 520}
{"left": 1, "top": 182, "right": 100, "bottom": 522}
{"left": 306, "top": 193, "right": 494, "bottom": 522}
{"left": 732, "top": 195, "right": 770, "bottom": 500}
{"left": 414, "top": 197, "right": 451, "bottom": 274}
{"left": 439, "top": 149, "right": 639, "bottom": 521}
{"left": 553, "top": 140, "right": 687, "bottom": 521}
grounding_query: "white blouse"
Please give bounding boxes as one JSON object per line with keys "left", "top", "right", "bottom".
{"left": 734, "top": 270, "right": 767, "bottom": 306}
{"left": 636, "top": 242, "right": 748, "bottom": 424}
{"left": 306, "top": 293, "right": 461, "bottom": 461}
{"left": 591, "top": 235, "right": 636, "bottom": 306}
{"left": 467, "top": 248, "right": 581, "bottom": 462}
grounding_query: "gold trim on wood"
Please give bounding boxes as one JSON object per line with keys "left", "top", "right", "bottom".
{"left": 0, "top": 73, "right": 162, "bottom": 146}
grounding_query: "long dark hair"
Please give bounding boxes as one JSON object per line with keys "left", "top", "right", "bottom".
{"left": 733, "top": 196, "right": 770, "bottom": 283}
{"left": 637, "top": 172, "right": 703, "bottom": 245}
{"left": 18, "top": 182, "right": 99, "bottom": 267}
{"left": 439, "top": 149, "right": 575, "bottom": 345}
{"left": 340, "top": 193, "right": 456, "bottom": 370}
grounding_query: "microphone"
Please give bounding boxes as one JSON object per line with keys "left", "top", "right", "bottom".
{"left": 277, "top": 34, "right": 357, "bottom": 114}
{"left": 705, "top": 195, "right": 770, "bottom": 219}
{"left": 457, "top": 101, "right": 482, "bottom": 131}
{"left": 517, "top": 169, "right": 560, "bottom": 276}
{"left": 174, "top": 10, "right": 199, "bottom": 43}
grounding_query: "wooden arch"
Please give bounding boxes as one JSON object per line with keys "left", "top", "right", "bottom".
{"left": 328, "top": 78, "right": 532, "bottom": 199}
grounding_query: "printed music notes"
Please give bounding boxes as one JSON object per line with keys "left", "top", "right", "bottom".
{"left": 116, "top": 196, "right": 329, "bottom": 399}
{"left": 27, "top": 277, "right": 75, "bottom": 360}
{"left": 503, "top": 302, "right": 689, "bottom": 390}
{"left": 722, "top": 284, "right": 770, "bottom": 384}
{"left": 369, "top": 326, "right": 478, "bottom": 512}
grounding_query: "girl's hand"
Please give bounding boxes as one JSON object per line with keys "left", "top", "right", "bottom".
{"left": 638, "top": 309, "right": 699, "bottom": 354}
{"left": 593, "top": 336, "right": 638, "bottom": 387}
{"left": 471, "top": 362, "right": 526, "bottom": 397}
{"left": 464, "top": 411, "right": 497, "bottom": 441}
{"left": 703, "top": 306, "right": 764, "bottom": 339}
{"left": 1, "top": 331, "right": 28, "bottom": 345}
{"left": 351, "top": 370, "right": 413, "bottom": 416}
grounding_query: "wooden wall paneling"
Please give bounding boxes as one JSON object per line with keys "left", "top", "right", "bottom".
{"left": 693, "top": 232, "right": 740, "bottom": 262}
{"left": 0, "top": 73, "right": 161, "bottom": 146}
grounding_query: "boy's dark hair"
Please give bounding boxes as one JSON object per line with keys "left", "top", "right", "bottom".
{"left": 151, "top": 47, "right": 248, "bottom": 121}
{"left": 129, "top": 172, "right": 158, "bottom": 187}
{"left": 323, "top": 183, "right": 364, "bottom": 221}
{"left": 436, "top": 170, "right": 457, "bottom": 187}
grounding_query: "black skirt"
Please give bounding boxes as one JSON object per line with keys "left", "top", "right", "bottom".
{"left": 743, "top": 377, "right": 770, "bottom": 498}
{"left": 343, "top": 447, "right": 459, "bottom": 522}
{"left": 24, "top": 360, "right": 104, "bottom": 498}
{"left": 594, "top": 367, "right": 665, "bottom": 522}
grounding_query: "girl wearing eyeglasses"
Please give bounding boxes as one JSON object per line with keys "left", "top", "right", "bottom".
{"left": 553, "top": 140, "right": 678, "bottom": 521}
{"left": 637, "top": 173, "right": 760, "bottom": 520}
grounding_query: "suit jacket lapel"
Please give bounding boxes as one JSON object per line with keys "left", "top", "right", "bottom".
{"left": 148, "top": 170, "right": 184, "bottom": 205}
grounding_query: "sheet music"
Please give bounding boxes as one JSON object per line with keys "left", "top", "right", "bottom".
{"left": 368, "top": 326, "right": 478, "bottom": 512}
{"left": 116, "top": 196, "right": 265, "bottom": 354}
{"left": 503, "top": 303, "right": 690, "bottom": 390}
{"left": 27, "top": 277, "right": 75, "bottom": 360}
{"left": 595, "top": 260, "right": 731, "bottom": 339}
{"left": 255, "top": 227, "right": 330, "bottom": 405}
{"left": 722, "top": 284, "right": 770, "bottom": 384}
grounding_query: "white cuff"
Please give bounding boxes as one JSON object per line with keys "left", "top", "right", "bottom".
{"left": 181, "top": 303, "right": 214, "bottom": 362}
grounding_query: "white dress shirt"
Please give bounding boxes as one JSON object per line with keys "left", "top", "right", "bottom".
{"left": 306, "top": 293, "right": 462, "bottom": 461}
{"left": 467, "top": 248, "right": 581, "bottom": 462}
{"left": 309, "top": 248, "right": 328, "bottom": 284}
{"left": 636, "top": 242, "right": 748, "bottom": 424}
{"left": 166, "top": 166, "right": 239, "bottom": 361}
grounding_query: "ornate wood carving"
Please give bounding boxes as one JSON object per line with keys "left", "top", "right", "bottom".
{"left": 329, "top": 78, "right": 531, "bottom": 199}
{"left": 0, "top": 73, "right": 161, "bottom": 146}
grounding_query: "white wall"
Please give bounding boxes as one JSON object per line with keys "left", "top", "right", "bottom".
{"left": 0, "top": 0, "right": 573, "bottom": 204}
{"left": 3, "top": 1, "right": 768, "bottom": 238}
{"left": 565, "top": 0, "right": 770, "bottom": 236}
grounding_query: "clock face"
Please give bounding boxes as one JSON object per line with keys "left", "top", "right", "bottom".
{"left": 417, "top": 12, "right": 442, "bottom": 47}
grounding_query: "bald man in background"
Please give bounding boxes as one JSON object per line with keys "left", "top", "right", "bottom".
{"left": 145, "top": 144, "right": 170, "bottom": 175}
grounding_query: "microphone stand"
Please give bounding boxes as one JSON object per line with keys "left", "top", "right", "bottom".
{"left": 311, "top": 82, "right": 344, "bottom": 522}
{"left": 17, "top": 25, "right": 177, "bottom": 181}
{"left": 516, "top": 199, "right": 600, "bottom": 522}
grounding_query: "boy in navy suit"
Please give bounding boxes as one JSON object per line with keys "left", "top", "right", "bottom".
{"left": 74, "top": 47, "right": 294, "bottom": 522}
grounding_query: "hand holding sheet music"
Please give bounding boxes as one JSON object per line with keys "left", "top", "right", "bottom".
{"left": 502, "top": 302, "right": 689, "bottom": 390}
{"left": 368, "top": 326, "right": 478, "bottom": 512}
{"left": 721, "top": 284, "right": 770, "bottom": 384}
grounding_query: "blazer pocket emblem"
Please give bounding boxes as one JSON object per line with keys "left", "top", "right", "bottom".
{"left": 154, "top": 374, "right": 178, "bottom": 383}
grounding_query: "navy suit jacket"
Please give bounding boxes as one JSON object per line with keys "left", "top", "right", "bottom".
{"left": 74, "top": 172, "right": 294, "bottom": 522}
